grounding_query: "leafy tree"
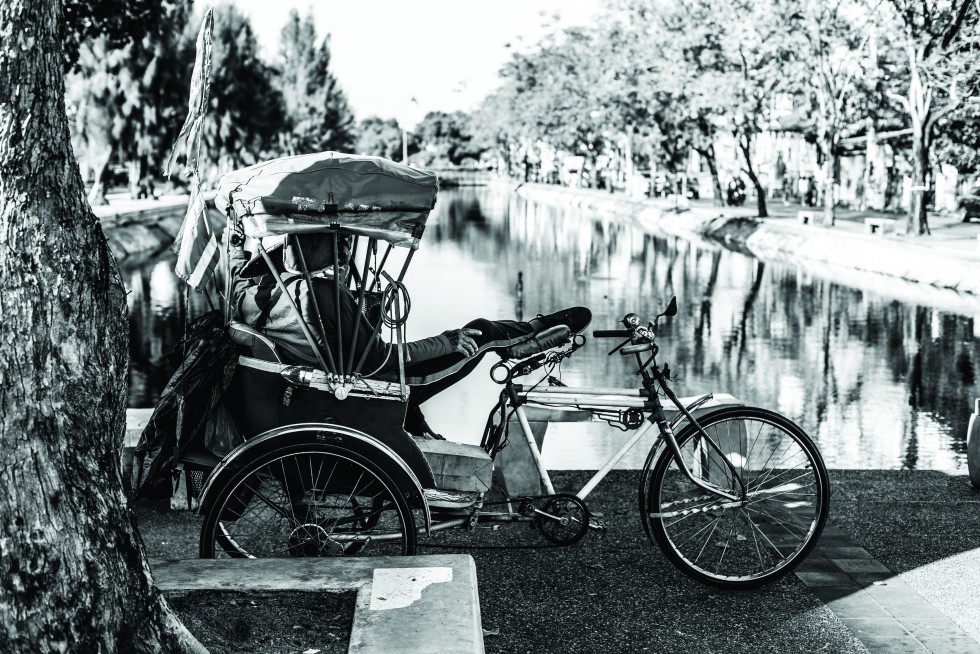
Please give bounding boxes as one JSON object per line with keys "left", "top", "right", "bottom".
{"left": 470, "top": 85, "right": 524, "bottom": 175}
{"left": 645, "top": 0, "right": 732, "bottom": 203}
{"left": 0, "top": 1, "right": 204, "bottom": 651}
{"left": 355, "top": 115, "right": 405, "bottom": 160}
{"left": 198, "top": 4, "right": 286, "bottom": 180}
{"left": 712, "top": 0, "right": 801, "bottom": 217}
{"left": 276, "top": 9, "right": 355, "bottom": 155}
{"left": 783, "top": 0, "right": 876, "bottom": 225}
{"left": 499, "top": 28, "right": 612, "bottom": 186}
{"left": 882, "top": 0, "right": 980, "bottom": 234}
{"left": 412, "top": 111, "right": 483, "bottom": 166}
{"left": 68, "top": 0, "right": 193, "bottom": 202}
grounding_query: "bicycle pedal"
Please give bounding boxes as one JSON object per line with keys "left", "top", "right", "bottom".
{"left": 588, "top": 518, "right": 606, "bottom": 533}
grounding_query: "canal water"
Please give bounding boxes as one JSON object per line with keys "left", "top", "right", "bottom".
{"left": 126, "top": 188, "right": 980, "bottom": 472}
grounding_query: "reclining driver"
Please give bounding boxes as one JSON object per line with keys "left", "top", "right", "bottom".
{"left": 230, "top": 233, "right": 590, "bottom": 440}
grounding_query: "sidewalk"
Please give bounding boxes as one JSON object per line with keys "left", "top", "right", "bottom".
{"left": 135, "top": 469, "right": 980, "bottom": 653}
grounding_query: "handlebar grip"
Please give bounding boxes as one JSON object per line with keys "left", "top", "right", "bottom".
{"left": 593, "top": 329, "right": 630, "bottom": 338}
{"left": 620, "top": 343, "right": 654, "bottom": 355}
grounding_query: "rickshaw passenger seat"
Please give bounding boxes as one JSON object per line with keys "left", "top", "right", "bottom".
{"left": 227, "top": 321, "right": 283, "bottom": 364}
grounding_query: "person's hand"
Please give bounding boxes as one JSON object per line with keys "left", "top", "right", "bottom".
{"left": 442, "top": 328, "right": 482, "bottom": 357}
{"left": 224, "top": 225, "right": 246, "bottom": 256}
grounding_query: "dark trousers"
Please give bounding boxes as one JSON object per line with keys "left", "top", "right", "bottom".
{"left": 403, "top": 318, "right": 533, "bottom": 434}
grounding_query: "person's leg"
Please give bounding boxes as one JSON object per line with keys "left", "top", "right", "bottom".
{"left": 403, "top": 308, "right": 591, "bottom": 437}
{"left": 407, "top": 318, "right": 532, "bottom": 394}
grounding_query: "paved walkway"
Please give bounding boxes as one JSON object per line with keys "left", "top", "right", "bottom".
{"left": 684, "top": 196, "right": 980, "bottom": 260}
{"left": 136, "top": 469, "right": 980, "bottom": 653}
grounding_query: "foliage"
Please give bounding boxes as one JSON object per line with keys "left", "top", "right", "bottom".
{"left": 62, "top": 0, "right": 166, "bottom": 70}
{"left": 275, "top": 9, "right": 355, "bottom": 155}
{"left": 67, "top": 0, "right": 193, "bottom": 186}
{"left": 197, "top": 4, "right": 286, "bottom": 179}
{"left": 354, "top": 116, "right": 405, "bottom": 161}
{"left": 412, "top": 111, "right": 483, "bottom": 166}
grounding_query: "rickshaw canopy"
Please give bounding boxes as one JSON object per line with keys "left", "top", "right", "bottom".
{"left": 214, "top": 152, "right": 439, "bottom": 249}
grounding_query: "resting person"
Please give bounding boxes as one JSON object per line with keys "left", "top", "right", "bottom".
{"left": 230, "top": 233, "right": 590, "bottom": 439}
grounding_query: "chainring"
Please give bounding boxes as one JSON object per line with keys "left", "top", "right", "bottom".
{"left": 536, "top": 493, "right": 591, "bottom": 545}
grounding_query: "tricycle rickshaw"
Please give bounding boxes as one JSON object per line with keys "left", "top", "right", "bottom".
{"left": 135, "top": 152, "right": 829, "bottom": 590}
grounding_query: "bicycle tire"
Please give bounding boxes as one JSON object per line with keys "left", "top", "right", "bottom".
{"left": 640, "top": 406, "right": 829, "bottom": 589}
{"left": 200, "top": 441, "right": 417, "bottom": 558}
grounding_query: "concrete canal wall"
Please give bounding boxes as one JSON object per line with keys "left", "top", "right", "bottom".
{"left": 96, "top": 184, "right": 979, "bottom": 298}
{"left": 514, "top": 182, "right": 980, "bottom": 298}
{"left": 96, "top": 197, "right": 188, "bottom": 266}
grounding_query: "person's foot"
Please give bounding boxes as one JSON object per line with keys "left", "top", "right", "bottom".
{"left": 529, "top": 307, "right": 592, "bottom": 335}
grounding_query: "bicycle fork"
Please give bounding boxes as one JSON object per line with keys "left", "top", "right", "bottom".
{"left": 646, "top": 369, "right": 746, "bottom": 503}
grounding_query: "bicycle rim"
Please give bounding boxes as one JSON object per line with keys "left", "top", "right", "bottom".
{"left": 200, "top": 447, "right": 416, "bottom": 558}
{"left": 646, "top": 407, "right": 828, "bottom": 588}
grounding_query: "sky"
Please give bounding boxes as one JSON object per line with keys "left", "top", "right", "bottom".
{"left": 198, "top": 0, "right": 598, "bottom": 129}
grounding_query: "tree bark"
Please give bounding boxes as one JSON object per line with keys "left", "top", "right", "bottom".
{"left": 738, "top": 132, "right": 768, "bottom": 218}
{"left": 909, "top": 119, "right": 931, "bottom": 235}
{"left": 696, "top": 145, "right": 724, "bottom": 207}
{"left": 0, "top": 2, "right": 205, "bottom": 652}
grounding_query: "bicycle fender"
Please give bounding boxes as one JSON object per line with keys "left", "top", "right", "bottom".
{"left": 197, "top": 422, "right": 430, "bottom": 531}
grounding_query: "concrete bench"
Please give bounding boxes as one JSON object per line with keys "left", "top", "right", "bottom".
{"left": 152, "top": 555, "right": 485, "bottom": 654}
{"left": 864, "top": 217, "right": 895, "bottom": 235}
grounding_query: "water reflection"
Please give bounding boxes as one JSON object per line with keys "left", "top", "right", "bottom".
{"left": 124, "top": 188, "right": 980, "bottom": 472}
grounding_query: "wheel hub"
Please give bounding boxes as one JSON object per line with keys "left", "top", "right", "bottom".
{"left": 287, "top": 523, "right": 345, "bottom": 557}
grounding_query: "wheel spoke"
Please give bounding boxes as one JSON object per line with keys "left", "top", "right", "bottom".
{"left": 645, "top": 409, "right": 828, "bottom": 588}
{"left": 203, "top": 447, "right": 415, "bottom": 559}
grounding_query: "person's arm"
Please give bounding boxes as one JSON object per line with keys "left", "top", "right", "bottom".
{"left": 331, "top": 285, "right": 481, "bottom": 373}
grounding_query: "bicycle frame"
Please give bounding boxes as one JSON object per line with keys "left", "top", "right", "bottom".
{"left": 505, "top": 373, "right": 746, "bottom": 506}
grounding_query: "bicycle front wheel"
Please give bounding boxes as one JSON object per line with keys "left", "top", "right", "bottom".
{"left": 641, "top": 406, "right": 829, "bottom": 589}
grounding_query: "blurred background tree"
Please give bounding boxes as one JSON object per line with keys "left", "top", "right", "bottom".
{"left": 62, "top": 0, "right": 980, "bottom": 233}
{"left": 276, "top": 9, "right": 355, "bottom": 155}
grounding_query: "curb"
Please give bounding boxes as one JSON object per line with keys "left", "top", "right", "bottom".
{"left": 151, "top": 555, "right": 485, "bottom": 654}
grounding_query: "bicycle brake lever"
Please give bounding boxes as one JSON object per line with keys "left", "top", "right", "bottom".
{"left": 608, "top": 339, "right": 630, "bottom": 356}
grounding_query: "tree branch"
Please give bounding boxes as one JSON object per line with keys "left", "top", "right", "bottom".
{"left": 886, "top": 90, "right": 913, "bottom": 115}
{"left": 939, "top": 0, "right": 974, "bottom": 52}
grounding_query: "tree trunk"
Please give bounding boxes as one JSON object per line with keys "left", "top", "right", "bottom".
{"left": 909, "top": 120, "right": 931, "bottom": 235}
{"left": 821, "top": 143, "right": 837, "bottom": 227}
{"left": 738, "top": 133, "right": 768, "bottom": 218}
{"left": 697, "top": 146, "right": 724, "bottom": 207}
{"left": 88, "top": 149, "right": 112, "bottom": 206}
{"left": 0, "top": 2, "right": 205, "bottom": 652}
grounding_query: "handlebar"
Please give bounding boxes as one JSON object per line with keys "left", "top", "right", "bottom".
{"left": 593, "top": 329, "right": 630, "bottom": 338}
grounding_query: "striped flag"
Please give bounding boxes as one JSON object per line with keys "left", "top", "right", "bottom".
{"left": 166, "top": 8, "right": 216, "bottom": 291}
{"left": 174, "top": 180, "right": 219, "bottom": 291}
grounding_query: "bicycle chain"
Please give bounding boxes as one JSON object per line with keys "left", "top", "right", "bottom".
{"left": 422, "top": 495, "right": 606, "bottom": 551}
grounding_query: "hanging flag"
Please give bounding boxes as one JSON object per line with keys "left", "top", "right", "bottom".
{"left": 164, "top": 8, "right": 213, "bottom": 178}
{"left": 166, "top": 8, "right": 216, "bottom": 292}
{"left": 174, "top": 179, "right": 219, "bottom": 291}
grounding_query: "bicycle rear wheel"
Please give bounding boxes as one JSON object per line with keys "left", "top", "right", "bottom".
{"left": 200, "top": 442, "right": 417, "bottom": 558}
{"left": 641, "top": 406, "right": 829, "bottom": 589}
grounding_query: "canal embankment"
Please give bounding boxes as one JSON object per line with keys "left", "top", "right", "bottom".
{"left": 513, "top": 182, "right": 980, "bottom": 298}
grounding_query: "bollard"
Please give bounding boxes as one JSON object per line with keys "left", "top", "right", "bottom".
{"left": 968, "top": 399, "right": 980, "bottom": 489}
